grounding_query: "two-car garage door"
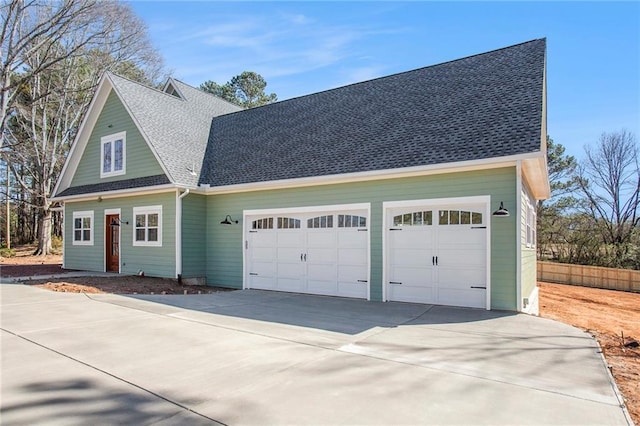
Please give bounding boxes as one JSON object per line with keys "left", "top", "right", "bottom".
{"left": 244, "top": 198, "right": 489, "bottom": 309}
{"left": 245, "top": 206, "right": 369, "bottom": 299}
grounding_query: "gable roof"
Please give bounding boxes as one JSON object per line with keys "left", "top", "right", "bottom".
{"left": 53, "top": 73, "right": 242, "bottom": 198}
{"left": 107, "top": 74, "right": 242, "bottom": 187}
{"left": 200, "top": 39, "right": 546, "bottom": 188}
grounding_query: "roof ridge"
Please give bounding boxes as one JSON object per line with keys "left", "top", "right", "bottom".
{"left": 107, "top": 71, "right": 185, "bottom": 102}
{"left": 219, "top": 38, "right": 546, "bottom": 117}
{"left": 170, "top": 78, "right": 245, "bottom": 111}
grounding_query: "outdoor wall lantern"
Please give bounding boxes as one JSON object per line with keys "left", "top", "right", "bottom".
{"left": 220, "top": 215, "right": 239, "bottom": 225}
{"left": 110, "top": 218, "right": 129, "bottom": 227}
{"left": 492, "top": 201, "right": 510, "bottom": 217}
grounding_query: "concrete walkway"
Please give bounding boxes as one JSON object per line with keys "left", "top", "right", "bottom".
{"left": 0, "top": 282, "right": 630, "bottom": 425}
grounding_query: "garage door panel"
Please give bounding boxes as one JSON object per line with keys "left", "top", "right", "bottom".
{"left": 390, "top": 248, "right": 433, "bottom": 268}
{"left": 307, "top": 263, "right": 337, "bottom": 280}
{"left": 307, "top": 231, "right": 336, "bottom": 248}
{"left": 337, "top": 281, "right": 367, "bottom": 298}
{"left": 338, "top": 264, "right": 367, "bottom": 283}
{"left": 250, "top": 232, "right": 277, "bottom": 247}
{"left": 250, "top": 276, "right": 277, "bottom": 290}
{"left": 390, "top": 230, "right": 432, "bottom": 248}
{"left": 250, "top": 246, "right": 275, "bottom": 262}
{"left": 251, "top": 260, "right": 276, "bottom": 277}
{"left": 307, "top": 280, "right": 339, "bottom": 296}
{"left": 277, "top": 231, "right": 304, "bottom": 246}
{"left": 437, "top": 249, "right": 485, "bottom": 268}
{"left": 438, "top": 288, "right": 485, "bottom": 309}
{"left": 307, "top": 247, "right": 337, "bottom": 263}
{"left": 337, "top": 230, "right": 367, "bottom": 248}
{"left": 438, "top": 267, "right": 485, "bottom": 289}
{"left": 388, "top": 284, "right": 434, "bottom": 304}
{"left": 277, "top": 277, "right": 305, "bottom": 292}
{"left": 338, "top": 248, "right": 367, "bottom": 265}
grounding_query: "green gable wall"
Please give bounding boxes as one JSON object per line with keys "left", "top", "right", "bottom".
{"left": 64, "top": 192, "right": 176, "bottom": 278}
{"left": 181, "top": 193, "right": 207, "bottom": 278}
{"left": 71, "top": 91, "right": 165, "bottom": 187}
{"left": 205, "top": 167, "right": 518, "bottom": 310}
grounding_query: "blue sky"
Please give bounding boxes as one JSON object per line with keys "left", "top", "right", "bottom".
{"left": 130, "top": 1, "right": 639, "bottom": 159}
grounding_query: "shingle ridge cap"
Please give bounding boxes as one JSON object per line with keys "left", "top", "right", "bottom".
{"left": 170, "top": 78, "right": 245, "bottom": 110}
{"left": 214, "top": 38, "right": 546, "bottom": 118}
{"left": 107, "top": 72, "right": 186, "bottom": 102}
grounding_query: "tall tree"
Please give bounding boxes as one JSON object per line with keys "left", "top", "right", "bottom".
{"left": 537, "top": 137, "right": 579, "bottom": 260}
{"left": 4, "top": 0, "right": 164, "bottom": 255}
{"left": 577, "top": 130, "right": 639, "bottom": 267}
{"left": 200, "top": 71, "right": 277, "bottom": 108}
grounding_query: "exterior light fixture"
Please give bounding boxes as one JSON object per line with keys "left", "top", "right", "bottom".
{"left": 110, "top": 218, "right": 129, "bottom": 227}
{"left": 492, "top": 202, "right": 510, "bottom": 217}
{"left": 221, "top": 215, "right": 238, "bottom": 225}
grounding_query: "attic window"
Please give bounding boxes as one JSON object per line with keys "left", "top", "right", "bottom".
{"left": 164, "top": 81, "right": 183, "bottom": 99}
{"left": 101, "top": 132, "right": 126, "bottom": 178}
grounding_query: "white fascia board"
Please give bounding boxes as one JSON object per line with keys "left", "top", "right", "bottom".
{"left": 522, "top": 156, "right": 550, "bottom": 200}
{"left": 108, "top": 76, "right": 174, "bottom": 183}
{"left": 202, "top": 153, "right": 543, "bottom": 195}
{"left": 51, "top": 184, "right": 178, "bottom": 203}
{"left": 53, "top": 73, "right": 113, "bottom": 197}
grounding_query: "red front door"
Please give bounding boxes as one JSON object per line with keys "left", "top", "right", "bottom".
{"left": 106, "top": 214, "right": 120, "bottom": 272}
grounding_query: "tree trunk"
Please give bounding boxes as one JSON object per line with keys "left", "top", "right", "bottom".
{"left": 33, "top": 202, "right": 52, "bottom": 256}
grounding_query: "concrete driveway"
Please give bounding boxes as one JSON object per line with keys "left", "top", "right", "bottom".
{"left": 0, "top": 282, "right": 630, "bottom": 425}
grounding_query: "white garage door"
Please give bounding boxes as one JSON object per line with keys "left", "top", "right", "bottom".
{"left": 386, "top": 200, "right": 488, "bottom": 309}
{"left": 246, "top": 207, "right": 369, "bottom": 299}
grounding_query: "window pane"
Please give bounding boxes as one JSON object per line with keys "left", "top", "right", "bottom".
{"left": 345, "top": 215, "right": 352, "bottom": 227}
{"left": 393, "top": 215, "right": 401, "bottom": 226}
{"left": 74, "top": 218, "right": 82, "bottom": 229}
{"left": 252, "top": 221, "right": 258, "bottom": 229}
{"left": 148, "top": 213, "right": 158, "bottom": 227}
{"left": 338, "top": 215, "right": 344, "bottom": 227}
{"left": 148, "top": 228, "right": 158, "bottom": 241}
{"left": 307, "top": 219, "right": 313, "bottom": 228}
{"left": 461, "top": 211, "right": 470, "bottom": 224}
{"left": 136, "top": 229, "right": 146, "bottom": 241}
{"left": 327, "top": 215, "right": 333, "bottom": 228}
{"left": 450, "top": 210, "right": 460, "bottom": 225}
{"left": 136, "top": 214, "right": 145, "bottom": 227}
{"left": 83, "top": 230, "right": 90, "bottom": 241}
{"left": 293, "top": 219, "right": 300, "bottom": 228}
{"left": 277, "top": 217, "right": 283, "bottom": 228}
{"left": 403, "top": 213, "right": 412, "bottom": 225}
{"left": 413, "top": 212, "right": 422, "bottom": 225}
{"left": 439, "top": 210, "right": 449, "bottom": 225}
{"left": 320, "top": 216, "right": 326, "bottom": 228}
{"left": 359, "top": 216, "right": 366, "bottom": 227}
{"left": 268, "top": 218, "right": 273, "bottom": 229}
{"left": 114, "top": 139, "right": 123, "bottom": 171}
{"left": 74, "top": 230, "right": 82, "bottom": 241}
{"left": 83, "top": 217, "right": 91, "bottom": 228}
{"left": 472, "top": 212, "right": 482, "bottom": 224}
{"left": 103, "top": 141, "right": 112, "bottom": 173}
{"left": 314, "top": 217, "right": 320, "bottom": 228}
{"left": 424, "top": 211, "right": 432, "bottom": 225}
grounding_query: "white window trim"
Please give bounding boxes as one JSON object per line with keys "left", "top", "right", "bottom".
{"left": 133, "top": 205, "right": 162, "bottom": 247}
{"left": 72, "top": 210, "right": 94, "bottom": 246}
{"left": 100, "top": 131, "right": 126, "bottom": 178}
{"left": 526, "top": 199, "right": 536, "bottom": 248}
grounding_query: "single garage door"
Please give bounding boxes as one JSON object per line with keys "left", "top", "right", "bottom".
{"left": 386, "top": 200, "right": 488, "bottom": 309}
{"left": 245, "top": 207, "right": 369, "bottom": 299}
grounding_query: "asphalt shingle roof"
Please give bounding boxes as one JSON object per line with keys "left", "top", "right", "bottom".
{"left": 200, "top": 39, "right": 546, "bottom": 187}
{"left": 57, "top": 174, "right": 170, "bottom": 197}
{"left": 108, "top": 74, "right": 242, "bottom": 187}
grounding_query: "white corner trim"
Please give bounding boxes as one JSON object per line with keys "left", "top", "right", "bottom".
{"left": 516, "top": 160, "right": 523, "bottom": 312}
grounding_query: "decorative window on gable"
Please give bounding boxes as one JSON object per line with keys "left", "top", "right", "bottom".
{"left": 133, "top": 206, "right": 162, "bottom": 246}
{"left": 101, "top": 132, "right": 126, "bottom": 178}
{"left": 72, "top": 211, "right": 93, "bottom": 245}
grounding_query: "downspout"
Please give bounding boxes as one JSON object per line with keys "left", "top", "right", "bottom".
{"left": 516, "top": 161, "right": 523, "bottom": 312}
{"left": 176, "top": 189, "right": 190, "bottom": 279}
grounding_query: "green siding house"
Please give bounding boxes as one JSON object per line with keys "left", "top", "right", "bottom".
{"left": 53, "top": 39, "right": 549, "bottom": 314}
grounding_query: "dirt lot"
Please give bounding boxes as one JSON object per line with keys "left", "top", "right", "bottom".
{"left": 2, "top": 249, "right": 638, "bottom": 423}
{"left": 539, "top": 282, "right": 639, "bottom": 424}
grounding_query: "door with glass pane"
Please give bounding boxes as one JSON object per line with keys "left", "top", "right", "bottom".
{"left": 106, "top": 214, "right": 120, "bottom": 272}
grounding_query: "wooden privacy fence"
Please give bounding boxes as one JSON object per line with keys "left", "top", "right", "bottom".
{"left": 537, "top": 261, "right": 640, "bottom": 293}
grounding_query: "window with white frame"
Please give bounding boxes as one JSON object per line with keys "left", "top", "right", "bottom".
{"left": 526, "top": 200, "right": 536, "bottom": 248}
{"left": 72, "top": 211, "right": 93, "bottom": 245}
{"left": 133, "top": 206, "right": 162, "bottom": 246}
{"left": 100, "top": 132, "right": 126, "bottom": 178}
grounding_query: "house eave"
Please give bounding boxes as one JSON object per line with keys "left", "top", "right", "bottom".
{"left": 51, "top": 184, "right": 183, "bottom": 203}
{"left": 200, "top": 152, "right": 544, "bottom": 195}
